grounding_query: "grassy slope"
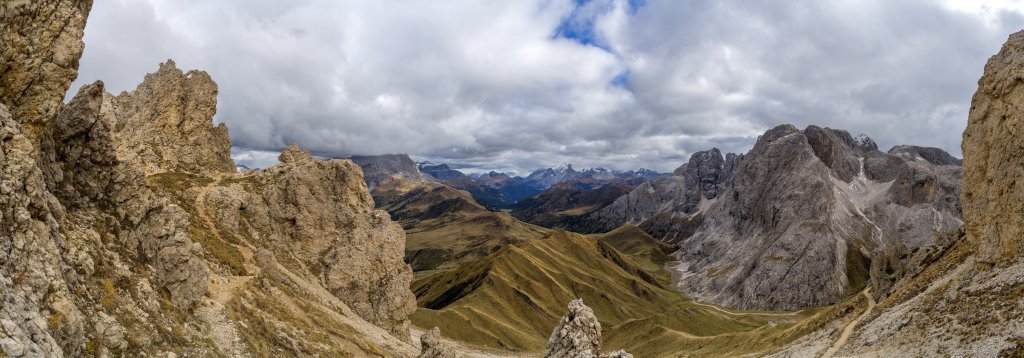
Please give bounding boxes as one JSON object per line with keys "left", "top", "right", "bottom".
{"left": 373, "top": 178, "right": 550, "bottom": 271}
{"left": 411, "top": 230, "right": 813, "bottom": 355}
{"left": 595, "top": 224, "right": 677, "bottom": 276}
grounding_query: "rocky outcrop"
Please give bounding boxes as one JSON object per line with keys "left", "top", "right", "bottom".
{"left": 419, "top": 163, "right": 465, "bottom": 181}
{"left": 890, "top": 145, "right": 963, "bottom": 166}
{"left": 1, "top": 3, "right": 417, "bottom": 355}
{"left": 674, "top": 125, "right": 962, "bottom": 310}
{"left": 418, "top": 328, "right": 457, "bottom": 358}
{"left": 0, "top": 0, "right": 92, "bottom": 141}
{"left": 351, "top": 153, "right": 433, "bottom": 190}
{"left": 41, "top": 81, "right": 210, "bottom": 309}
{"left": 962, "top": 29, "right": 1024, "bottom": 268}
{"left": 774, "top": 31, "right": 1024, "bottom": 356}
{"left": 110, "top": 60, "right": 235, "bottom": 175}
{"left": 587, "top": 148, "right": 739, "bottom": 238}
{"left": 278, "top": 143, "right": 312, "bottom": 163}
{"left": 205, "top": 145, "right": 416, "bottom": 340}
{"left": 544, "top": 299, "right": 632, "bottom": 358}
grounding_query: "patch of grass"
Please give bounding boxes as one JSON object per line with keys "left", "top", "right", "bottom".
{"left": 188, "top": 223, "right": 247, "bottom": 275}
{"left": 100, "top": 278, "right": 117, "bottom": 310}
{"left": 47, "top": 311, "right": 62, "bottom": 331}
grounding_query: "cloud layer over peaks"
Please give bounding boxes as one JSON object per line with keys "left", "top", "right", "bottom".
{"left": 73, "top": 0, "right": 1024, "bottom": 172}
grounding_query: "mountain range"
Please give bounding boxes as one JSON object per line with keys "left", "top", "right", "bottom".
{"left": 4, "top": 2, "right": 1024, "bottom": 357}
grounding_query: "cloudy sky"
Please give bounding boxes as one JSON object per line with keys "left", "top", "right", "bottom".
{"left": 72, "top": 0, "right": 1024, "bottom": 173}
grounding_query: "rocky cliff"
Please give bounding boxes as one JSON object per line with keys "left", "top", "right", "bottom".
{"left": 110, "top": 60, "right": 235, "bottom": 175}
{"left": 962, "top": 29, "right": 1024, "bottom": 269}
{"left": 0, "top": 3, "right": 419, "bottom": 356}
{"left": 351, "top": 153, "right": 434, "bottom": 190}
{"left": 772, "top": 30, "right": 1024, "bottom": 357}
{"left": 0, "top": 0, "right": 92, "bottom": 142}
{"left": 586, "top": 148, "right": 740, "bottom": 241}
{"left": 675, "top": 125, "right": 962, "bottom": 310}
{"left": 198, "top": 144, "right": 416, "bottom": 339}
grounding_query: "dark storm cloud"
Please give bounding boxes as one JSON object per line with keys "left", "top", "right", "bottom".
{"left": 71, "top": 0, "right": 1024, "bottom": 173}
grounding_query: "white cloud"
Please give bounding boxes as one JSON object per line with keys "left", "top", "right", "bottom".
{"left": 73, "top": 0, "right": 1024, "bottom": 172}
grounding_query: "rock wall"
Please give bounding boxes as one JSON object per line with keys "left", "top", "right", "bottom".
{"left": 0, "top": 1, "right": 417, "bottom": 355}
{"left": 674, "top": 125, "right": 962, "bottom": 310}
{"left": 111, "top": 60, "right": 235, "bottom": 175}
{"left": 41, "top": 81, "right": 209, "bottom": 309}
{"left": 204, "top": 145, "right": 416, "bottom": 340}
{"left": 0, "top": 0, "right": 92, "bottom": 141}
{"left": 589, "top": 148, "right": 739, "bottom": 237}
{"left": 962, "top": 29, "right": 1024, "bottom": 268}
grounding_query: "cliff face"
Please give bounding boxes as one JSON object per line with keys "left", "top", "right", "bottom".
{"left": 111, "top": 60, "right": 235, "bottom": 175}
{"left": 773, "top": 30, "right": 1024, "bottom": 357}
{"left": 587, "top": 148, "right": 739, "bottom": 240}
{"left": 0, "top": 0, "right": 92, "bottom": 142}
{"left": 962, "top": 30, "right": 1024, "bottom": 268}
{"left": 674, "top": 125, "right": 962, "bottom": 310}
{"left": 0, "top": 3, "right": 418, "bottom": 356}
{"left": 201, "top": 146, "right": 416, "bottom": 339}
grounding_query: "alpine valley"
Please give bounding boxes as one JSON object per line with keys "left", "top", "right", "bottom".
{"left": 2, "top": 2, "right": 1024, "bottom": 358}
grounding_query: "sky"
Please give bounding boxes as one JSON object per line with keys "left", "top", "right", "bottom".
{"left": 71, "top": 0, "right": 1024, "bottom": 174}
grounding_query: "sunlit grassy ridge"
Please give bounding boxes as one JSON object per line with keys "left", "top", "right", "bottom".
{"left": 411, "top": 228, "right": 819, "bottom": 356}
{"left": 373, "top": 178, "right": 550, "bottom": 271}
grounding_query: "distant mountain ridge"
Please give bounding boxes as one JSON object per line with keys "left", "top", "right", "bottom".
{"left": 416, "top": 161, "right": 665, "bottom": 208}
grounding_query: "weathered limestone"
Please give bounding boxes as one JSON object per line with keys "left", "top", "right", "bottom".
{"left": 0, "top": 0, "right": 93, "bottom": 141}
{"left": 110, "top": 60, "right": 235, "bottom": 175}
{"left": 962, "top": 29, "right": 1024, "bottom": 268}
{"left": 418, "top": 328, "right": 457, "bottom": 358}
{"left": 544, "top": 299, "right": 633, "bottom": 358}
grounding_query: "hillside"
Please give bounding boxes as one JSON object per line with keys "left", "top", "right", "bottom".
{"left": 372, "top": 178, "right": 551, "bottom": 272}
{"left": 510, "top": 181, "right": 637, "bottom": 232}
{"left": 410, "top": 231, "right": 814, "bottom": 355}
{"left": 595, "top": 224, "right": 677, "bottom": 277}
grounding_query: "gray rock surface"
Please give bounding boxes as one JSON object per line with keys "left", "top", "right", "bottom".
{"left": 889, "top": 145, "right": 963, "bottom": 166}
{"left": 110, "top": 60, "right": 235, "bottom": 175}
{"left": 543, "top": 299, "right": 633, "bottom": 358}
{"left": 0, "top": 0, "right": 92, "bottom": 142}
{"left": 587, "top": 148, "right": 739, "bottom": 238}
{"left": 351, "top": 153, "right": 434, "bottom": 190}
{"left": 207, "top": 145, "right": 417, "bottom": 340}
{"left": 418, "top": 327, "right": 457, "bottom": 358}
{"left": 962, "top": 29, "right": 1024, "bottom": 268}
{"left": 673, "top": 125, "right": 962, "bottom": 310}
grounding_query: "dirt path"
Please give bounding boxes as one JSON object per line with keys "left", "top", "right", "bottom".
{"left": 193, "top": 175, "right": 262, "bottom": 357}
{"left": 823, "top": 288, "right": 876, "bottom": 357}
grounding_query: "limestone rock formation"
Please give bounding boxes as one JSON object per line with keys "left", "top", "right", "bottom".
{"left": 418, "top": 328, "right": 457, "bottom": 358}
{"left": 278, "top": 143, "right": 312, "bottom": 163}
{"left": 773, "top": 31, "right": 1024, "bottom": 356}
{"left": 674, "top": 125, "right": 962, "bottom": 310}
{"left": 0, "top": 0, "right": 92, "bottom": 141}
{"left": 544, "top": 299, "right": 633, "bottom": 358}
{"left": 0, "top": 3, "right": 419, "bottom": 355}
{"left": 962, "top": 29, "right": 1024, "bottom": 268}
{"left": 41, "top": 81, "right": 210, "bottom": 309}
{"left": 204, "top": 145, "right": 417, "bottom": 340}
{"left": 890, "top": 145, "right": 963, "bottom": 166}
{"left": 351, "top": 153, "right": 434, "bottom": 190}
{"left": 587, "top": 148, "right": 739, "bottom": 241}
{"left": 110, "top": 60, "right": 235, "bottom": 175}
